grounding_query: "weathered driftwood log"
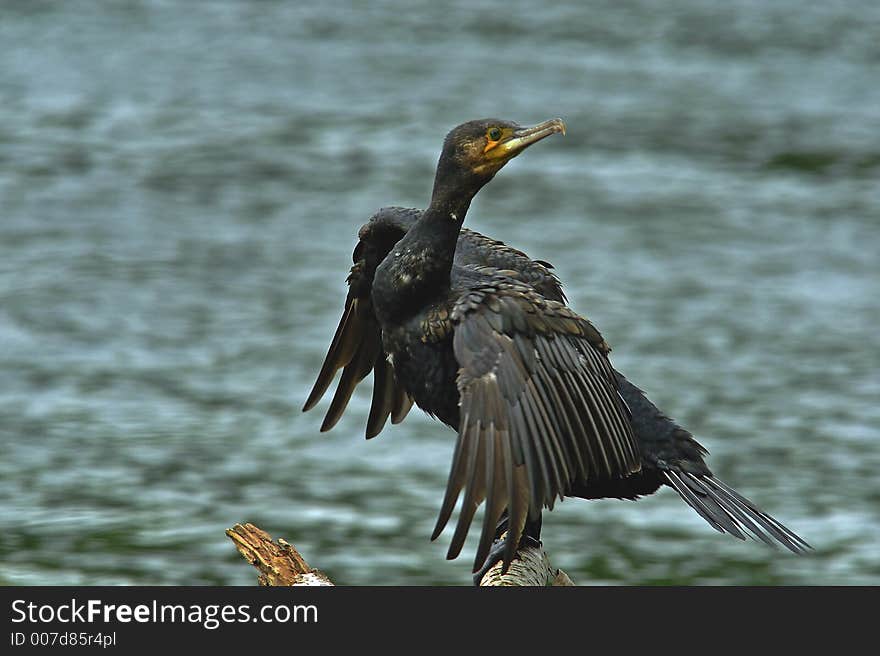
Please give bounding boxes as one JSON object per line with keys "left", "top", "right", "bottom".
{"left": 226, "top": 523, "right": 333, "bottom": 586}
{"left": 478, "top": 532, "right": 575, "bottom": 586}
{"left": 226, "top": 522, "right": 574, "bottom": 586}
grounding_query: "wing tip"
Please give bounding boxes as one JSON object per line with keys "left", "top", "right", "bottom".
{"left": 302, "top": 393, "right": 321, "bottom": 413}
{"left": 302, "top": 375, "right": 333, "bottom": 413}
{"left": 319, "top": 412, "right": 342, "bottom": 433}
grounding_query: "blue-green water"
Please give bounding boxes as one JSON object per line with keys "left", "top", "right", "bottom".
{"left": 1, "top": 1, "right": 878, "bottom": 585}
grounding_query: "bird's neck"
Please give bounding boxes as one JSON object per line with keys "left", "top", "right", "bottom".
{"left": 412, "top": 172, "right": 480, "bottom": 268}
{"left": 372, "top": 180, "right": 478, "bottom": 324}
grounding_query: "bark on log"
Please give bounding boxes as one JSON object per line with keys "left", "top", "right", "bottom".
{"left": 226, "top": 523, "right": 333, "bottom": 586}
{"left": 227, "top": 522, "right": 574, "bottom": 586}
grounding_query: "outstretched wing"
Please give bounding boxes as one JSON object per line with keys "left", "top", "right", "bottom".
{"left": 303, "top": 207, "right": 563, "bottom": 440}
{"left": 433, "top": 277, "right": 642, "bottom": 572}
{"left": 302, "top": 209, "right": 416, "bottom": 438}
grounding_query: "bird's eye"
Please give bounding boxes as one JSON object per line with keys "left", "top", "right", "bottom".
{"left": 487, "top": 127, "right": 502, "bottom": 141}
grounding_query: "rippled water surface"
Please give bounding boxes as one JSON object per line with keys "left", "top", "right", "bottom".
{"left": 2, "top": 0, "right": 879, "bottom": 585}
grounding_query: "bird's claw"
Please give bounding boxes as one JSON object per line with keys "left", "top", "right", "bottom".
{"left": 472, "top": 534, "right": 541, "bottom": 586}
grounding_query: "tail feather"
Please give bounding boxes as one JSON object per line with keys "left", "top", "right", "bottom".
{"left": 663, "top": 470, "right": 811, "bottom": 553}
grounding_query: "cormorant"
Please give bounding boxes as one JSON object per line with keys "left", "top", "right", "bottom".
{"left": 303, "top": 118, "right": 809, "bottom": 580}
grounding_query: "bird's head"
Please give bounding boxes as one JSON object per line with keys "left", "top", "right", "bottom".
{"left": 433, "top": 118, "right": 566, "bottom": 198}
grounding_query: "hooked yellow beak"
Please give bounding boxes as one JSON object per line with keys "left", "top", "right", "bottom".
{"left": 488, "top": 118, "right": 566, "bottom": 160}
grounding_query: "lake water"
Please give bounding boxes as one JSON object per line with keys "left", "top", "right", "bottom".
{"left": 1, "top": 0, "right": 878, "bottom": 585}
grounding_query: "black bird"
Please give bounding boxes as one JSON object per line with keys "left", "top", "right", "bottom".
{"left": 303, "top": 118, "right": 809, "bottom": 580}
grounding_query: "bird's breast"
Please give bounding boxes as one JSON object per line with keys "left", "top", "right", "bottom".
{"left": 382, "top": 321, "right": 461, "bottom": 430}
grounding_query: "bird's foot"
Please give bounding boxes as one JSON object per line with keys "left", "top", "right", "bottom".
{"left": 472, "top": 534, "right": 541, "bottom": 586}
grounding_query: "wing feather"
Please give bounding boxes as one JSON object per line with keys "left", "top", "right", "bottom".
{"left": 366, "top": 358, "right": 396, "bottom": 439}
{"left": 302, "top": 298, "right": 363, "bottom": 412}
{"left": 303, "top": 214, "right": 413, "bottom": 439}
{"left": 436, "top": 278, "right": 641, "bottom": 572}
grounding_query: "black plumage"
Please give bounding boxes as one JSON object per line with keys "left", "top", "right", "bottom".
{"left": 303, "top": 118, "right": 810, "bottom": 575}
